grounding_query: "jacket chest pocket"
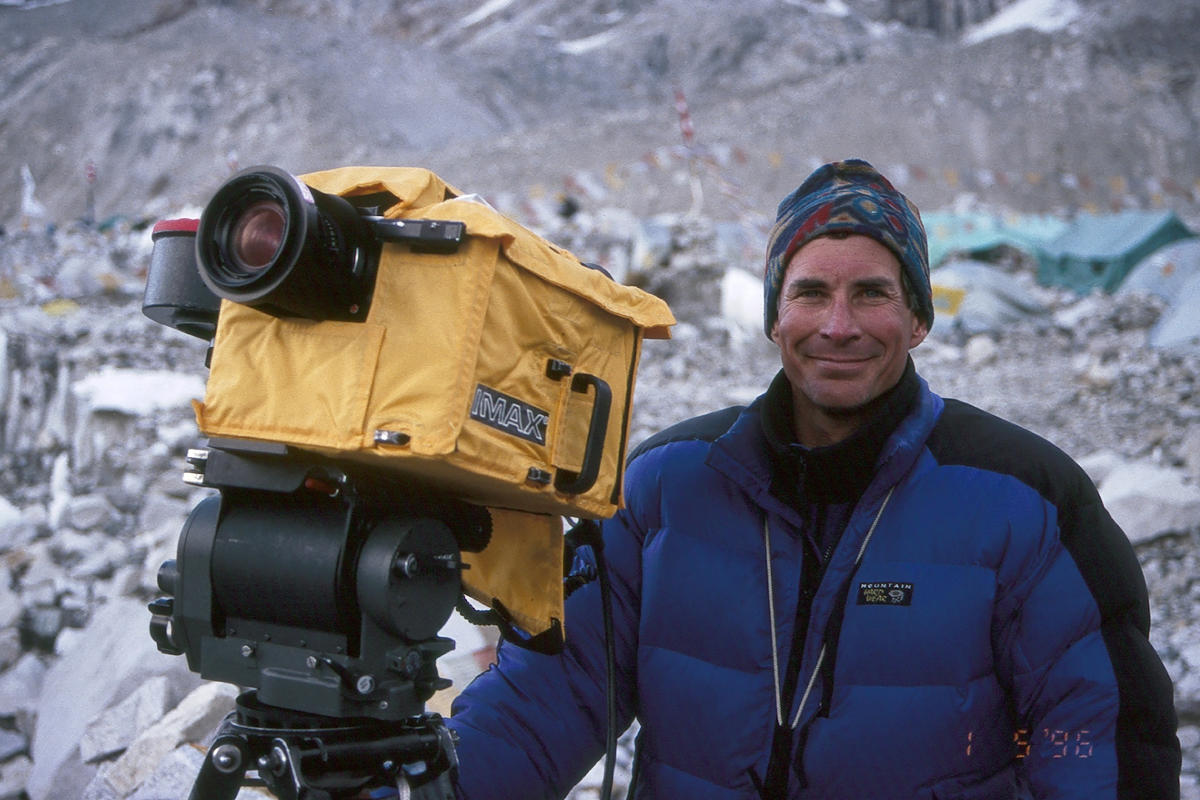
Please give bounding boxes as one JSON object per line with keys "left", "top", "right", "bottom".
{"left": 832, "top": 561, "right": 997, "bottom": 688}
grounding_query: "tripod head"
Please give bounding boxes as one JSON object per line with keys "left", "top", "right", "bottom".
{"left": 148, "top": 438, "right": 489, "bottom": 797}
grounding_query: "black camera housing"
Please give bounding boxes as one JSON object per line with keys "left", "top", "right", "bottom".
{"left": 144, "top": 165, "right": 466, "bottom": 334}
{"left": 148, "top": 438, "right": 488, "bottom": 722}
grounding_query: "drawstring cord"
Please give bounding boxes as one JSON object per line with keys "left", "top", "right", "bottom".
{"left": 764, "top": 486, "right": 895, "bottom": 729}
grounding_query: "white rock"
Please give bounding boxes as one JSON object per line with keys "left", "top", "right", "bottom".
{"left": 25, "top": 598, "right": 203, "bottom": 800}
{"left": 80, "top": 767, "right": 121, "bottom": 800}
{"left": 964, "top": 335, "right": 998, "bottom": 366}
{"left": 1053, "top": 292, "right": 1107, "bottom": 331}
{"left": 47, "top": 452, "right": 71, "bottom": 530}
{"left": 116, "top": 744, "right": 203, "bottom": 800}
{"left": 100, "top": 681, "right": 237, "bottom": 797}
{"left": 135, "top": 493, "right": 190, "bottom": 538}
{"left": 104, "top": 743, "right": 273, "bottom": 800}
{"left": 1076, "top": 450, "right": 1123, "bottom": 487}
{"left": 1098, "top": 461, "right": 1200, "bottom": 544}
{"left": 0, "top": 756, "right": 33, "bottom": 800}
{"left": 0, "top": 494, "right": 22, "bottom": 530}
{"left": 0, "top": 501, "right": 42, "bottom": 550}
{"left": 1181, "top": 424, "right": 1200, "bottom": 482}
{"left": 51, "top": 528, "right": 95, "bottom": 560}
{"left": 62, "top": 494, "right": 119, "bottom": 531}
{"left": 0, "top": 628, "right": 23, "bottom": 672}
{"left": 912, "top": 337, "right": 963, "bottom": 366}
{"left": 719, "top": 267, "right": 763, "bottom": 333}
{"left": 19, "top": 542, "right": 67, "bottom": 603}
{"left": 72, "top": 368, "right": 205, "bottom": 418}
{"left": 70, "top": 537, "right": 134, "bottom": 581}
{"left": 53, "top": 625, "right": 88, "bottom": 658}
{"left": 0, "top": 653, "right": 48, "bottom": 718}
{"left": 80, "top": 676, "right": 171, "bottom": 763}
{"left": 0, "top": 576, "right": 22, "bottom": 630}
{"left": 1077, "top": 355, "right": 1121, "bottom": 389}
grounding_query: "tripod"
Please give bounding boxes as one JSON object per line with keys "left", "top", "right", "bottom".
{"left": 189, "top": 692, "right": 457, "bottom": 800}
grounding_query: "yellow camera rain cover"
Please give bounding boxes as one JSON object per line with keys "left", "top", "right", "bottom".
{"left": 195, "top": 167, "right": 674, "bottom": 521}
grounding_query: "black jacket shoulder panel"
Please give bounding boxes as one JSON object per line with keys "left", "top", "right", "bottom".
{"left": 925, "top": 398, "right": 1093, "bottom": 503}
{"left": 627, "top": 405, "right": 745, "bottom": 465}
{"left": 927, "top": 398, "right": 1148, "bottom": 624}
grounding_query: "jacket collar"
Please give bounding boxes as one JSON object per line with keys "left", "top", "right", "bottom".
{"left": 706, "top": 357, "right": 941, "bottom": 522}
{"left": 760, "top": 358, "right": 920, "bottom": 505}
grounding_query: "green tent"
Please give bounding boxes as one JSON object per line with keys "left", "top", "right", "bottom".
{"left": 924, "top": 212, "right": 1066, "bottom": 268}
{"left": 1033, "top": 210, "right": 1196, "bottom": 294}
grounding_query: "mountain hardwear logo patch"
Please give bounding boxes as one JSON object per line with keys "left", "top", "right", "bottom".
{"left": 856, "top": 581, "right": 914, "bottom": 606}
{"left": 470, "top": 384, "right": 550, "bottom": 445}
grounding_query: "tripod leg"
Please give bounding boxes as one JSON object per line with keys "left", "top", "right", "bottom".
{"left": 189, "top": 735, "right": 250, "bottom": 800}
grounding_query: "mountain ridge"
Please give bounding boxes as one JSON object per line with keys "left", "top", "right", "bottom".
{"left": 1, "top": 0, "right": 1197, "bottom": 227}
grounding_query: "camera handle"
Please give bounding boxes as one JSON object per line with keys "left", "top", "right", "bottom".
{"left": 553, "top": 372, "right": 612, "bottom": 495}
{"left": 189, "top": 692, "right": 457, "bottom": 800}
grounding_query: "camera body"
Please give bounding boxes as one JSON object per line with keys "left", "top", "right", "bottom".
{"left": 144, "top": 165, "right": 672, "bottom": 737}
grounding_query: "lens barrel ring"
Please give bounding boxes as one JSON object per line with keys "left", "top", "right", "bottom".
{"left": 195, "top": 165, "right": 376, "bottom": 321}
{"left": 196, "top": 167, "right": 314, "bottom": 298}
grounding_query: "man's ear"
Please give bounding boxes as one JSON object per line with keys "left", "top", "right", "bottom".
{"left": 770, "top": 319, "right": 781, "bottom": 345}
{"left": 909, "top": 315, "right": 930, "bottom": 349}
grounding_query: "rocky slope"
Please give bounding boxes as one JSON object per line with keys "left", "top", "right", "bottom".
{"left": 1, "top": 0, "right": 1199, "bottom": 797}
{"left": 0, "top": 212, "right": 1197, "bottom": 798}
{"left": 2, "top": 0, "right": 1199, "bottom": 231}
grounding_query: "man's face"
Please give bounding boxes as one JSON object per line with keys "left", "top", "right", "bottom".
{"left": 770, "top": 234, "right": 928, "bottom": 445}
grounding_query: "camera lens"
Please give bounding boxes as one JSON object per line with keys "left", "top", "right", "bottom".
{"left": 230, "top": 200, "right": 286, "bottom": 272}
{"left": 196, "top": 166, "right": 377, "bottom": 320}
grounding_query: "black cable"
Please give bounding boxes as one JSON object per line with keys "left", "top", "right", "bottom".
{"left": 593, "top": 530, "right": 617, "bottom": 800}
{"left": 567, "top": 519, "right": 618, "bottom": 800}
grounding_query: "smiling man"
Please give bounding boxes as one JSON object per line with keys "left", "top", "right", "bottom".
{"left": 771, "top": 233, "right": 928, "bottom": 446}
{"left": 447, "top": 160, "right": 1181, "bottom": 799}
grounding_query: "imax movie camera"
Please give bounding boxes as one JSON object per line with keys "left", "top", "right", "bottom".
{"left": 143, "top": 165, "right": 673, "bottom": 799}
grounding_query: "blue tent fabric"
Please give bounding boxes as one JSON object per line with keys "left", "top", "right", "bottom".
{"left": 1150, "top": 270, "right": 1200, "bottom": 350}
{"left": 1117, "top": 238, "right": 1200, "bottom": 301}
{"left": 929, "top": 259, "right": 1047, "bottom": 335}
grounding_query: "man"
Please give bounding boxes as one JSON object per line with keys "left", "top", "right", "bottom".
{"left": 448, "top": 160, "right": 1181, "bottom": 798}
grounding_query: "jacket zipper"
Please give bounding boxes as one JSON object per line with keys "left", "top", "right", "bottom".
{"left": 764, "top": 485, "right": 895, "bottom": 730}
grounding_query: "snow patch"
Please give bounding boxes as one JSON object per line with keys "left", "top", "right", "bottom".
{"left": 73, "top": 368, "right": 205, "bottom": 416}
{"left": 783, "top": 0, "right": 850, "bottom": 14}
{"left": 720, "top": 267, "right": 764, "bottom": 333}
{"left": 818, "top": 0, "right": 852, "bottom": 17}
{"left": 558, "top": 28, "right": 621, "bottom": 55}
{"left": 459, "top": 0, "right": 516, "bottom": 29}
{"left": 964, "top": 0, "right": 1081, "bottom": 44}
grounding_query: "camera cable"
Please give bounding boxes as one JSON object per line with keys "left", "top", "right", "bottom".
{"left": 566, "top": 518, "right": 618, "bottom": 800}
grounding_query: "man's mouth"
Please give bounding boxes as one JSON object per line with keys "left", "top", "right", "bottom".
{"left": 806, "top": 354, "right": 874, "bottom": 365}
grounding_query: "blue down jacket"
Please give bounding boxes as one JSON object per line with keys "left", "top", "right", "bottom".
{"left": 448, "top": 371, "right": 1179, "bottom": 799}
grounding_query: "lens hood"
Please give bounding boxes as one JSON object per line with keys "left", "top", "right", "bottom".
{"left": 196, "top": 166, "right": 375, "bottom": 320}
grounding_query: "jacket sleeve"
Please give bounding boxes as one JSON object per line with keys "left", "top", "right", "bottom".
{"left": 446, "top": 456, "right": 654, "bottom": 799}
{"left": 996, "top": 469, "right": 1180, "bottom": 800}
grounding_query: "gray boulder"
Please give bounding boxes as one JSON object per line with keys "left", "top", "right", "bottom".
{"left": 25, "top": 598, "right": 202, "bottom": 800}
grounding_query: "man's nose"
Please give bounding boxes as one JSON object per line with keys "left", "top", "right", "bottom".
{"left": 819, "top": 295, "right": 861, "bottom": 341}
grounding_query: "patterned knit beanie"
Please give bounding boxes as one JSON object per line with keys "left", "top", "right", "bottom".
{"left": 763, "top": 159, "right": 932, "bottom": 337}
